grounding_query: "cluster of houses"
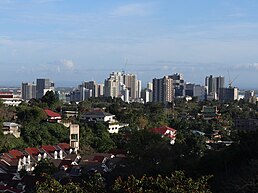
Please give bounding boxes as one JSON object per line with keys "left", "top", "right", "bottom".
{"left": 0, "top": 140, "right": 127, "bottom": 192}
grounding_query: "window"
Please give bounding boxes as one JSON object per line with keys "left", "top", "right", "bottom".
{"left": 71, "top": 134, "right": 78, "bottom": 140}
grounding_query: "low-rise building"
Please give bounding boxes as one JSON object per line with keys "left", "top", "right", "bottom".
{"left": 44, "top": 109, "right": 62, "bottom": 123}
{"left": 80, "top": 109, "right": 128, "bottom": 133}
{"left": 2, "top": 122, "right": 21, "bottom": 138}
{"left": 150, "top": 126, "right": 177, "bottom": 144}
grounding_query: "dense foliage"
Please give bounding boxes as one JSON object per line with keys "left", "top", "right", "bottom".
{"left": 1, "top": 94, "right": 258, "bottom": 192}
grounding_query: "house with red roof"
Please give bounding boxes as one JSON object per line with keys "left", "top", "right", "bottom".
{"left": 0, "top": 143, "right": 75, "bottom": 174}
{"left": 44, "top": 109, "right": 62, "bottom": 123}
{"left": 150, "top": 126, "right": 177, "bottom": 144}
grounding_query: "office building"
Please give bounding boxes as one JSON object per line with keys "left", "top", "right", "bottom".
{"left": 21, "top": 82, "right": 36, "bottom": 101}
{"left": 219, "top": 87, "right": 239, "bottom": 102}
{"left": 205, "top": 75, "right": 225, "bottom": 100}
{"left": 36, "top": 78, "right": 54, "bottom": 99}
{"left": 169, "top": 73, "right": 185, "bottom": 98}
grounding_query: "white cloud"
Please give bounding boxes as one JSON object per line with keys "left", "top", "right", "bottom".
{"left": 59, "top": 59, "right": 75, "bottom": 70}
{"left": 233, "top": 63, "right": 258, "bottom": 71}
{"left": 111, "top": 3, "right": 150, "bottom": 17}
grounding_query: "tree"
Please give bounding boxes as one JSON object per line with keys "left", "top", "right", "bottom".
{"left": 41, "top": 91, "right": 59, "bottom": 109}
{"left": 34, "top": 159, "right": 58, "bottom": 177}
{"left": 112, "top": 171, "right": 212, "bottom": 193}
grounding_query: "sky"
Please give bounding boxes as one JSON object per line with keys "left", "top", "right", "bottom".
{"left": 1, "top": 0, "right": 258, "bottom": 89}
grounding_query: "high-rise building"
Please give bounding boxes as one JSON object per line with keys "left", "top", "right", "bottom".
{"left": 219, "top": 87, "right": 239, "bottom": 102}
{"left": 205, "top": 75, "right": 225, "bottom": 100}
{"left": 169, "top": 73, "right": 185, "bottom": 98}
{"left": 104, "top": 71, "right": 141, "bottom": 101}
{"left": 153, "top": 76, "right": 174, "bottom": 103}
{"left": 36, "top": 78, "right": 54, "bottom": 99}
{"left": 185, "top": 83, "right": 205, "bottom": 101}
{"left": 79, "top": 81, "right": 103, "bottom": 100}
{"left": 21, "top": 82, "right": 36, "bottom": 101}
{"left": 244, "top": 90, "right": 256, "bottom": 103}
{"left": 141, "top": 89, "right": 153, "bottom": 103}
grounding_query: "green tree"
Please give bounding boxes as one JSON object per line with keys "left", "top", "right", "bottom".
{"left": 41, "top": 91, "right": 59, "bottom": 109}
{"left": 112, "top": 171, "right": 212, "bottom": 193}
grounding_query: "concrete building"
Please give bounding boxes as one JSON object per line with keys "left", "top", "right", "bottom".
{"left": 36, "top": 78, "right": 54, "bottom": 99}
{"left": 219, "top": 87, "right": 239, "bottom": 102}
{"left": 244, "top": 90, "right": 256, "bottom": 103}
{"left": 169, "top": 73, "right": 185, "bottom": 98}
{"left": 70, "top": 124, "right": 80, "bottom": 151}
{"left": 141, "top": 89, "right": 153, "bottom": 103}
{"left": 205, "top": 75, "right": 225, "bottom": 100}
{"left": 185, "top": 83, "right": 205, "bottom": 101}
{"left": 153, "top": 76, "right": 174, "bottom": 103}
{"left": 104, "top": 71, "right": 141, "bottom": 101}
{"left": 21, "top": 82, "right": 36, "bottom": 101}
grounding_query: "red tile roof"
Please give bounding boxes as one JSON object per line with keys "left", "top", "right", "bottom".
{"left": 25, "top": 147, "right": 40, "bottom": 156}
{"left": 44, "top": 109, "right": 61, "bottom": 118}
{"left": 42, "top": 145, "right": 57, "bottom": 153}
{"left": 8, "top": 150, "right": 24, "bottom": 159}
{"left": 150, "top": 126, "right": 176, "bottom": 139}
{"left": 58, "top": 143, "right": 71, "bottom": 151}
{"left": 93, "top": 155, "right": 105, "bottom": 163}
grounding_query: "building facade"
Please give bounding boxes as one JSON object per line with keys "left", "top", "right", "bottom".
{"left": 153, "top": 76, "right": 174, "bottom": 103}
{"left": 21, "top": 82, "right": 36, "bottom": 101}
{"left": 36, "top": 78, "right": 54, "bottom": 99}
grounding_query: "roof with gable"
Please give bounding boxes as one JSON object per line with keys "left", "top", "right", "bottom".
{"left": 8, "top": 150, "right": 24, "bottom": 159}
{"left": 41, "top": 145, "right": 57, "bottom": 153}
{"left": 44, "top": 109, "right": 61, "bottom": 118}
{"left": 150, "top": 126, "right": 176, "bottom": 135}
{"left": 25, "top": 147, "right": 40, "bottom": 156}
{"left": 57, "top": 143, "right": 71, "bottom": 151}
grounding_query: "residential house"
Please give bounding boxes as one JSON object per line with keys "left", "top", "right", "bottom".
{"left": 150, "top": 126, "right": 177, "bottom": 144}
{"left": 0, "top": 143, "right": 76, "bottom": 174}
{"left": 80, "top": 109, "right": 128, "bottom": 133}
{"left": 44, "top": 109, "right": 62, "bottom": 123}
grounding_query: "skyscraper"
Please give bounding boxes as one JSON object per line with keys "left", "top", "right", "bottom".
{"left": 169, "top": 73, "right": 185, "bottom": 98}
{"left": 36, "top": 78, "right": 55, "bottom": 99}
{"left": 205, "top": 75, "right": 225, "bottom": 100}
{"left": 153, "top": 76, "right": 174, "bottom": 103}
{"left": 104, "top": 71, "right": 141, "bottom": 101}
{"left": 21, "top": 82, "right": 36, "bottom": 101}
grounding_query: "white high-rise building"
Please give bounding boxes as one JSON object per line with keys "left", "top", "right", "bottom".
{"left": 104, "top": 71, "right": 141, "bottom": 101}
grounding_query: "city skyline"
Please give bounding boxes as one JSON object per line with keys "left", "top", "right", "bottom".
{"left": 1, "top": 0, "right": 258, "bottom": 88}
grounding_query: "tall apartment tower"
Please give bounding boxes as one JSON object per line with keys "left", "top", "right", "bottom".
{"left": 169, "top": 73, "right": 185, "bottom": 98}
{"left": 104, "top": 72, "right": 124, "bottom": 98}
{"left": 79, "top": 81, "right": 104, "bottom": 100}
{"left": 153, "top": 76, "right": 174, "bottom": 103}
{"left": 205, "top": 75, "right": 225, "bottom": 100}
{"left": 104, "top": 71, "right": 141, "bottom": 101}
{"left": 36, "top": 78, "right": 55, "bottom": 99}
{"left": 123, "top": 73, "right": 141, "bottom": 99}
{"left": 21, "top": 82, "right": 36, "bottom": 101}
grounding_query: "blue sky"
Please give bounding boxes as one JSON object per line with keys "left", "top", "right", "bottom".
{"left": 1, "top": 0, "right": 258, "bottom": 88}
